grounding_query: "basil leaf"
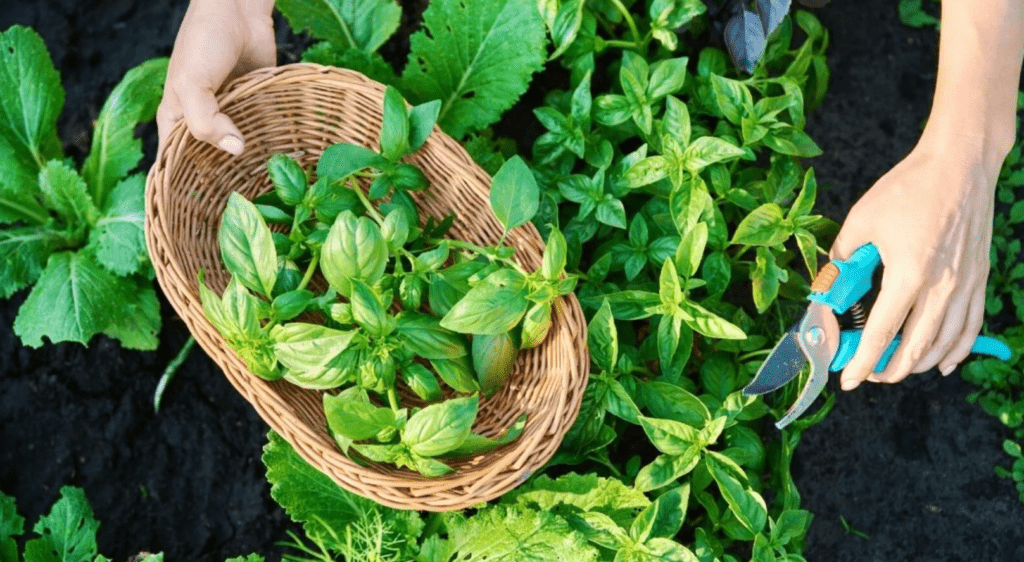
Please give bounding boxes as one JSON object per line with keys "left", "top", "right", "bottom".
{"left": 408, "top": 99, "right": 441, "bottom": 152}
{"left": 635, "top": 450, "right": 701, "bottom": 492}
{"left": 349, "top": 279, "right": 392, "bottom": 337}
{"left": 267, "top": 153, "right": 307, "bottom": 205}
{"left": 489, "top": 156, "right": 539, "bottom": 232}
{"left": 316, "top": 143, "right": 389, "bottom": 183}
{"left": 706, "top": 451, "right": 768, "bottom": 535}
{"left": 472, "top": 331, "right": 519, "bottom": 397}
{"left": 430, "top": 356, "right": 481, "bottom": 393}
{"left": 396, "top": 312, "right": 469, "bottom": 359}
{"left": 446, "top": 414, "right": 526, "bottom": 457}
{"left": 321, "top": 210, "right": 389, "bottom": 296}
{"left": 380, "top": 86, "right": 410, "bottom": 161}
{"left": 323, "top": 391, "right": 397, "bottom": 442}
{"left": 402, "top": 362, "right": 443, "bottom": 402}
{"left": 403, "top": 395, "right": 479, "bottom": 457}
{"left": 520, "top": 301, "right": 553, "bottom": 349}
{"left": 730, "top": 203, "right": 791, "bottom": 247}
{"left": 588, "top": 299, "right": 618, "bottom": 372}
{"left": 218, "top": 192, "right": 278, "bottom": 297}
{"left": 440, "top": 271, "right": 530, "bottom": 335}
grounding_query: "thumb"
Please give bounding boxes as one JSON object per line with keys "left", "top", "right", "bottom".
{"left": 828, "top": 220, "right": 866, "bottom": 263}
{"left": 179, "top": 84, "right": 245, "bottom": 156}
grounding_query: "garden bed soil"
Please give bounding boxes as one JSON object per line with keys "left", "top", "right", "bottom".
{"left": 1, "top": 0, "right": 1022, "bottom": 560}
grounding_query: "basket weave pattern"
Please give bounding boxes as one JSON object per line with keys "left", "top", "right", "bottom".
{"left": 145, "top": 64, "right": 589, "bottom": 511}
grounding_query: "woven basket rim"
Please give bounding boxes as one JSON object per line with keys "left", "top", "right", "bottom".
{"left": 145, "top": 63, "right": 590, "bottom": 511}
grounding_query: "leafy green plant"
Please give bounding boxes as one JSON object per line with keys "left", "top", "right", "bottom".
{"left": 201, "top": 87, "right": 573, "bottom": 476}
{"left": 898, "top": 0, "right": 940, "bottom": 29}
{"left": 0, "top": 25, "right": 166, "bottom": 350}
{"left": 0, "top": 486, "right": 262, "bottom": 562}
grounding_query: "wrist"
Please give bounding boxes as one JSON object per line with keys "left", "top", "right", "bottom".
{"left": 919, "top": 105, "right": 1014, "bottom": 181}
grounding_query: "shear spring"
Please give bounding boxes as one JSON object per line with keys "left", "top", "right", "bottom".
{"left": 851, "top": 302, "right": 867, "bottom": 329}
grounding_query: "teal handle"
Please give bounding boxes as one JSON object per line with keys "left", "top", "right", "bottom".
{"left": 809, "top": 243, "right": 882, "bottom": 314}
{"left": 830, "top": 332, "right": 1012, "bottom": 372}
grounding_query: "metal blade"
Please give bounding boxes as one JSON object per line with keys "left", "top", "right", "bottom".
{"left": 775, "top": 302, "right": 840, "bottom": 430}
{"left": 743, "top": 324, "right": 807, "bottom": 395}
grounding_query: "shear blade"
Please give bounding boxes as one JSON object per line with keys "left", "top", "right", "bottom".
{"left": 775, "top": 302, "right": 840, "bottom": 430}
{"left": 743, "top": 324, "right": 807, "bottom": 395}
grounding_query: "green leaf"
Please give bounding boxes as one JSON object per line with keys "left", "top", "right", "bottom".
{"left": 543, "top": 0, "right": 587, "bottom": 59}
{"left": 321, "top": 210, "right": 389, "bottom": 296}
{"left": 473, "top": 331, "right": 519, "bottom": 396}
{"left": 675, "top": 223, "right": 708, "bottom": 278}
{"left": 13, "top": 252, "right": 127, "bottom": 348}
{"left": 440, "top": 271, "right": 530, "bottom": 335}
{"left": 731, "top": 203, "right": 791, "bottom": 246}
{"left": 706, "top": 451, "right": 768, "bottom": 535}
{"left": 634, "top": 450, "right": 701, "bottom": 492}
{"left": 272, "top": 323, "right": 357, "bottom": 388}
{"left": 642, "top": 382, "right": 710, "bottom": 426}
{"left": 588, "top": 299, "right": 618, "bottom": 372}
{"left": 624, "top": 156, "right": 669, "bottom": 189}
{"left": 316, "top": 143, "right": 389, "bottom": 182}
{"left": 39, "top": 160, "right": 97, "bottom": 229}
{"left": 276, "top": 0, "right": 402, "bottom": 53}
{"left": 82, "top": 57, "right": 167, "bottom": 206}
{"left": 709, "top": 74, "right": 751, "bottom": 124}
{"left": 447, "top": 414, "right": 527, "bottom": 457}
{"left": 490, "top": 156, "right": 540, "bottom": 231}
{"left": 542, "top": 227, "right": 567, "bottom": 279}
{"left": 86, "top": 174, "right": 147, "bottom": 276}
{"left": 506, "top": 472, "right": 650, "bottom": 525}
{"left": 680, "top": 137, "right": 745, "bottom": 173}
{"left": 430, "top": 356, "right": 481, "bottom": 393}
{"left": 663, "top": 96, "right": 691, "bottom": 148}
{"left": 677, "top": 300, "right": 747, "bottom": 340}
{"left": 396, "top": 312, "right": 468, "bottom": 359}
{"left": 647, "top": 57, "right": 688, "bottom": 99}
{"left": 101, "top": 278, "right": 161, "bottom": 351}
{"left": 658, "top": 315, "right": 692, "bottom": 382}
{"left": 402, "top": 362, "right": 442, "bottom": 401}
{"left": 302, "top": 43, "right": 399, "bottom": 85}
{"left": 403, "top": 395, "right": 478, "bottom": 457}
{"left": 794, "top": 228, "right": 819, "bottom": 278}
{"left": 772, "top": 510, "right": 813, "bottom": 547}
{"left": 762, "top": 126, "right": 822, "bottom": 157}
{"left": 788, "top": 168, "right": 817, "bottom": 220}
{"left": 324, "top": 390, "right": 397, "bottom": 442}
{"left": 381, "top": 86, "right": 411, "bottom": 161}
{"left": 23, "top": 486, "right": 99, "bottom": 562}
{"left": 630, "top": 484, "right": 689, "bottom": 542}
{"left": 349, "top": 279, "right": 391, "bottom": 336}
{"left": 219, "top": 192, "right": 278, "bottom": 297}
{"left": 0, "top": 491, "right": 24, "bottom": 562}
{"left": 0, "top": 225, "right": 66, "bottom": 298}
{"left": 409, "top": 99, "right": 442, "bottom": 151}
{"left": 597, "top": 198, "right": 628, "bottom": 229}
{"left": 751, "top": 247, "right": 787, "bottom": 313}
{"left": 669, "top": 176, "right": 710, "bottom": 234}
{"left": 401, "top": 0, "right": 547, "bottom": 138}
{"left": 639, "top": 415, "right": 700, "bottom": 455}
{"left": 267, "top": 153, "right": 307, "bottom": 205}
{"left": 447, "top": 505, "right": 599, "bottom": 562}
{"left": 0, "top": 26, "right": 64, "bottom": 173}
{"left": 263, "top": 431, "right": 425, "bottom": 552}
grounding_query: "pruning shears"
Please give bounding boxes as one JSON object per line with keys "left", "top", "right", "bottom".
{"left": 743, "top": 242, "right": 1012, "bottom": 430}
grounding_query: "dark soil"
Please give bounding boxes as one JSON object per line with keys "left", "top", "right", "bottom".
{"left": 1, "top": 0, "right": 1022, "bottom": 561}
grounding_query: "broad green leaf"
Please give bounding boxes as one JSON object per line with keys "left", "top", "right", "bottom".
{"left": 101, "top": 279, "right": 161, "bottom": 351}
{"left": 647, "top": 57, "right": 688, "bottom": 99}
{"left": 659, "top": 258, "right": 682, "bottom": 307}
{"left": 82, "top": 57, "right": 167, "bottom": 206}
{"left": 349, "top": 279, "right": 391, "bottom": 336}
{"left": 706, "top": 451, "right": 768, "bottom": 535}
{"left": 593, "top": 290, "right": 660, "bottom": 320}
{"left": 447, "top": 505, "right": 599, "bottom": 562}
{"left": 13, "top": 252, "right": 126, "bottom": 347}
{"left": 489, "top": 156, "right": 540, "bottom": 231}
{"left": 272, "top": 323, "right": 357, "bottom": 388}
{"left": 276, "top": 0, "right": 401, "bottom": 53}
{"left": 23, "top": 486, "right": 98, "bottom": 562}
{"left": 709, "top": 75, "right": 751, "bottom": 124}
{"left": 670, "top": 176, "right": 710, "bottom": 234}
{"left": 597, "top": 198, "right": 628, "bottom": 228}
{"left": 588, "top": 299, "right": 618, "bottom": 372}
{"left": 396, "top": 312, "right": 468, "bottom": 359}
{"left": 634, "top": 449, "right": 701, "bottom": 492}
{"left": 409, "top": 99, "right": 442, "bottom": 151}
{"left": 630, "top": 484, "right": 689, "bottom": 542}
{"left": 505, "top": 472, "right": 650, "bottom": 526}
{"left": 86, "top": 174, "right": 147, "bottom": 276}
{"left": 543, "top": 0, "right": 587, "bottom": 59}
{"left": 569, "top": 511, "right": 630, "bottom": 550}
{"left": 642, "top": 382, "right": 710, "bottom": 426}
{"left": 762, "top": 126, "right": 822, "bottom": 157}
{"left": 321, "top": 210, "right": 389, "bottom": 296}
{"left": 643, "top": 538, "right": 701, "bottom": 562}
{"left": 788, "top": 168, "right": 817, "bottom": 219}
{"left": 521, "top": 301, "right": 553, "bottom": 348}
{"left": 380, "top": 86, "right": 410, "bottom": 161}
{"left": 324, "top": 390, "right": 397, "bottom": 442}
{"left": 0, "top": 224, "right": 67, "bottom": 298}
{"left": 663, "top": 96, "right": 691, "bottom": 148}
{"left": 0, "top": 491, "right": 24, "bottom": 562}
{"left": 0, "top": 26, "right": 63, "bottom": 173}
{"left": 772, "top": 510, "right": 812, "bottom": 547}
{"left": 680, "top": 137, "right": 745, "bottom": 173}
{"left": 402, "top": 363, "right": 442, "bottom": 401}
{"left": 658, "top": 315, "right": 691, "bottom": 382}
{"left": 430, "top": 356, "right": 481, "bottom": 393}
{"left": 731, "top": 203, "right": 791, "bottom": 247}
{"left": 440, "top": 271, "right": 530, "bottom": 335}
{"left": 39, "top": 160, "right": 97, "bottom": 229}
{"left": 267, "top": 153, "right": 307, "bottom": 205}
{"left": 794, "top": 228, "right": 819, "bottom": 278}
{"left": 447, "top": 414, "right": 527, "bottom": 457}
{"left": 403, "top": 395, "right": 478, "bottom": 457}
{"left": 473, "top": 331, "right": 519, "bottom": 396}
{"left": 639, "top": 415, "right": 700, "bottom": 455}
{"left": 401, "top": 0, "right": 547, "bottom": 137}
{"left": 263, "top": 431, "right": 425, "bottom": 550}
{"left": 677, "top": 300, "right": 746, "bottom": 340}
{"left": 675, "top": 223, "right": 708, "bottom": 277}
{"left": 301, "top": 43, "right": 399, "bottom": 85}
{"left": 542, "top": 227, "right": 568, "bottom": 279}
{"left": 219, "top": 193, "right": 278, "bottom": 297}
{"left": 606, "top": 378, "right": 642, "bottom": 424}
{"left": 623, "top": 156, "right": 669, "bottom": 188}
{"left": 316, "top": 143, "right": 389, "bottom": 182}
{"left": 751, "top": 247, "right": 787, "bottom": 313}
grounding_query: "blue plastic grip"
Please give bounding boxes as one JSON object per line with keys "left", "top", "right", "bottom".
{"left": 830, "top": 331, "right": 1013, "bottom": 372}
{"left": 809, "top": 243, "right": 882, "bottom": 314}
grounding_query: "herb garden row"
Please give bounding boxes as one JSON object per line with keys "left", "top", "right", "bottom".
{"left": 1, "top": 0, "right": 1023, "bottom": 560}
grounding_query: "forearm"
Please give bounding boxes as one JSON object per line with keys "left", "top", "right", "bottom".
{"left": 922, "top": 0, "right": 1024, "bottom": 173}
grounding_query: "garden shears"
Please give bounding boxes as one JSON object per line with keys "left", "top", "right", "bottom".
{"left": 743, "top": 242, "right": 1012, "bottom": 430}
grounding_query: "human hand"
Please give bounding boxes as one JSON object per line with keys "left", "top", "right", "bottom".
{"left": 830, "top": 135, "right": 998, "bottom": 391}
{"left": 156, "top": 0, "right": 276, "bottom": 156}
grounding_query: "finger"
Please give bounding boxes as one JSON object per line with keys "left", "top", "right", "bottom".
{"left": 156, "top": 88, "right": 183, "bottom": 152}
{"left": 937, "top": 281, "right": 987, "bottom": 375}
{"left": 873, "top": 271, "right": 956, "bottom": 382}
{"left": 178, "top": 84, "right": 245, "bottom": 155}
{"left": 828, "top": 222, "right": 863, "bottom": 262}
{"left": 912, "top": 277, "right": 974, "bottom": 373}
{"left": 840, "top": 269, "right": 920, "bottom": 390}
{"left": 237, "top": 18, "right": 277, "bottom": 76}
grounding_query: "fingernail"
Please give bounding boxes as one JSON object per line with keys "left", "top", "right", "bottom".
{"left": 940, "top": 364, "right": 954, "bottom": 376}
{"left": 218, "top": 135, "right": 243, "bottom": 155}
{"left": 841, "top": 379, "right": 859, "bottom": 391}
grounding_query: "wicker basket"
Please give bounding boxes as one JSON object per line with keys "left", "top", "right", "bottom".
{"left": 145, "top": 64, "right": 589, "bottom": 511}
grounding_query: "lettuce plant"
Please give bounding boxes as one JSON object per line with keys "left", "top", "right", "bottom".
{"left": 0, "top": 25, "right": 166, "bottom": 350}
